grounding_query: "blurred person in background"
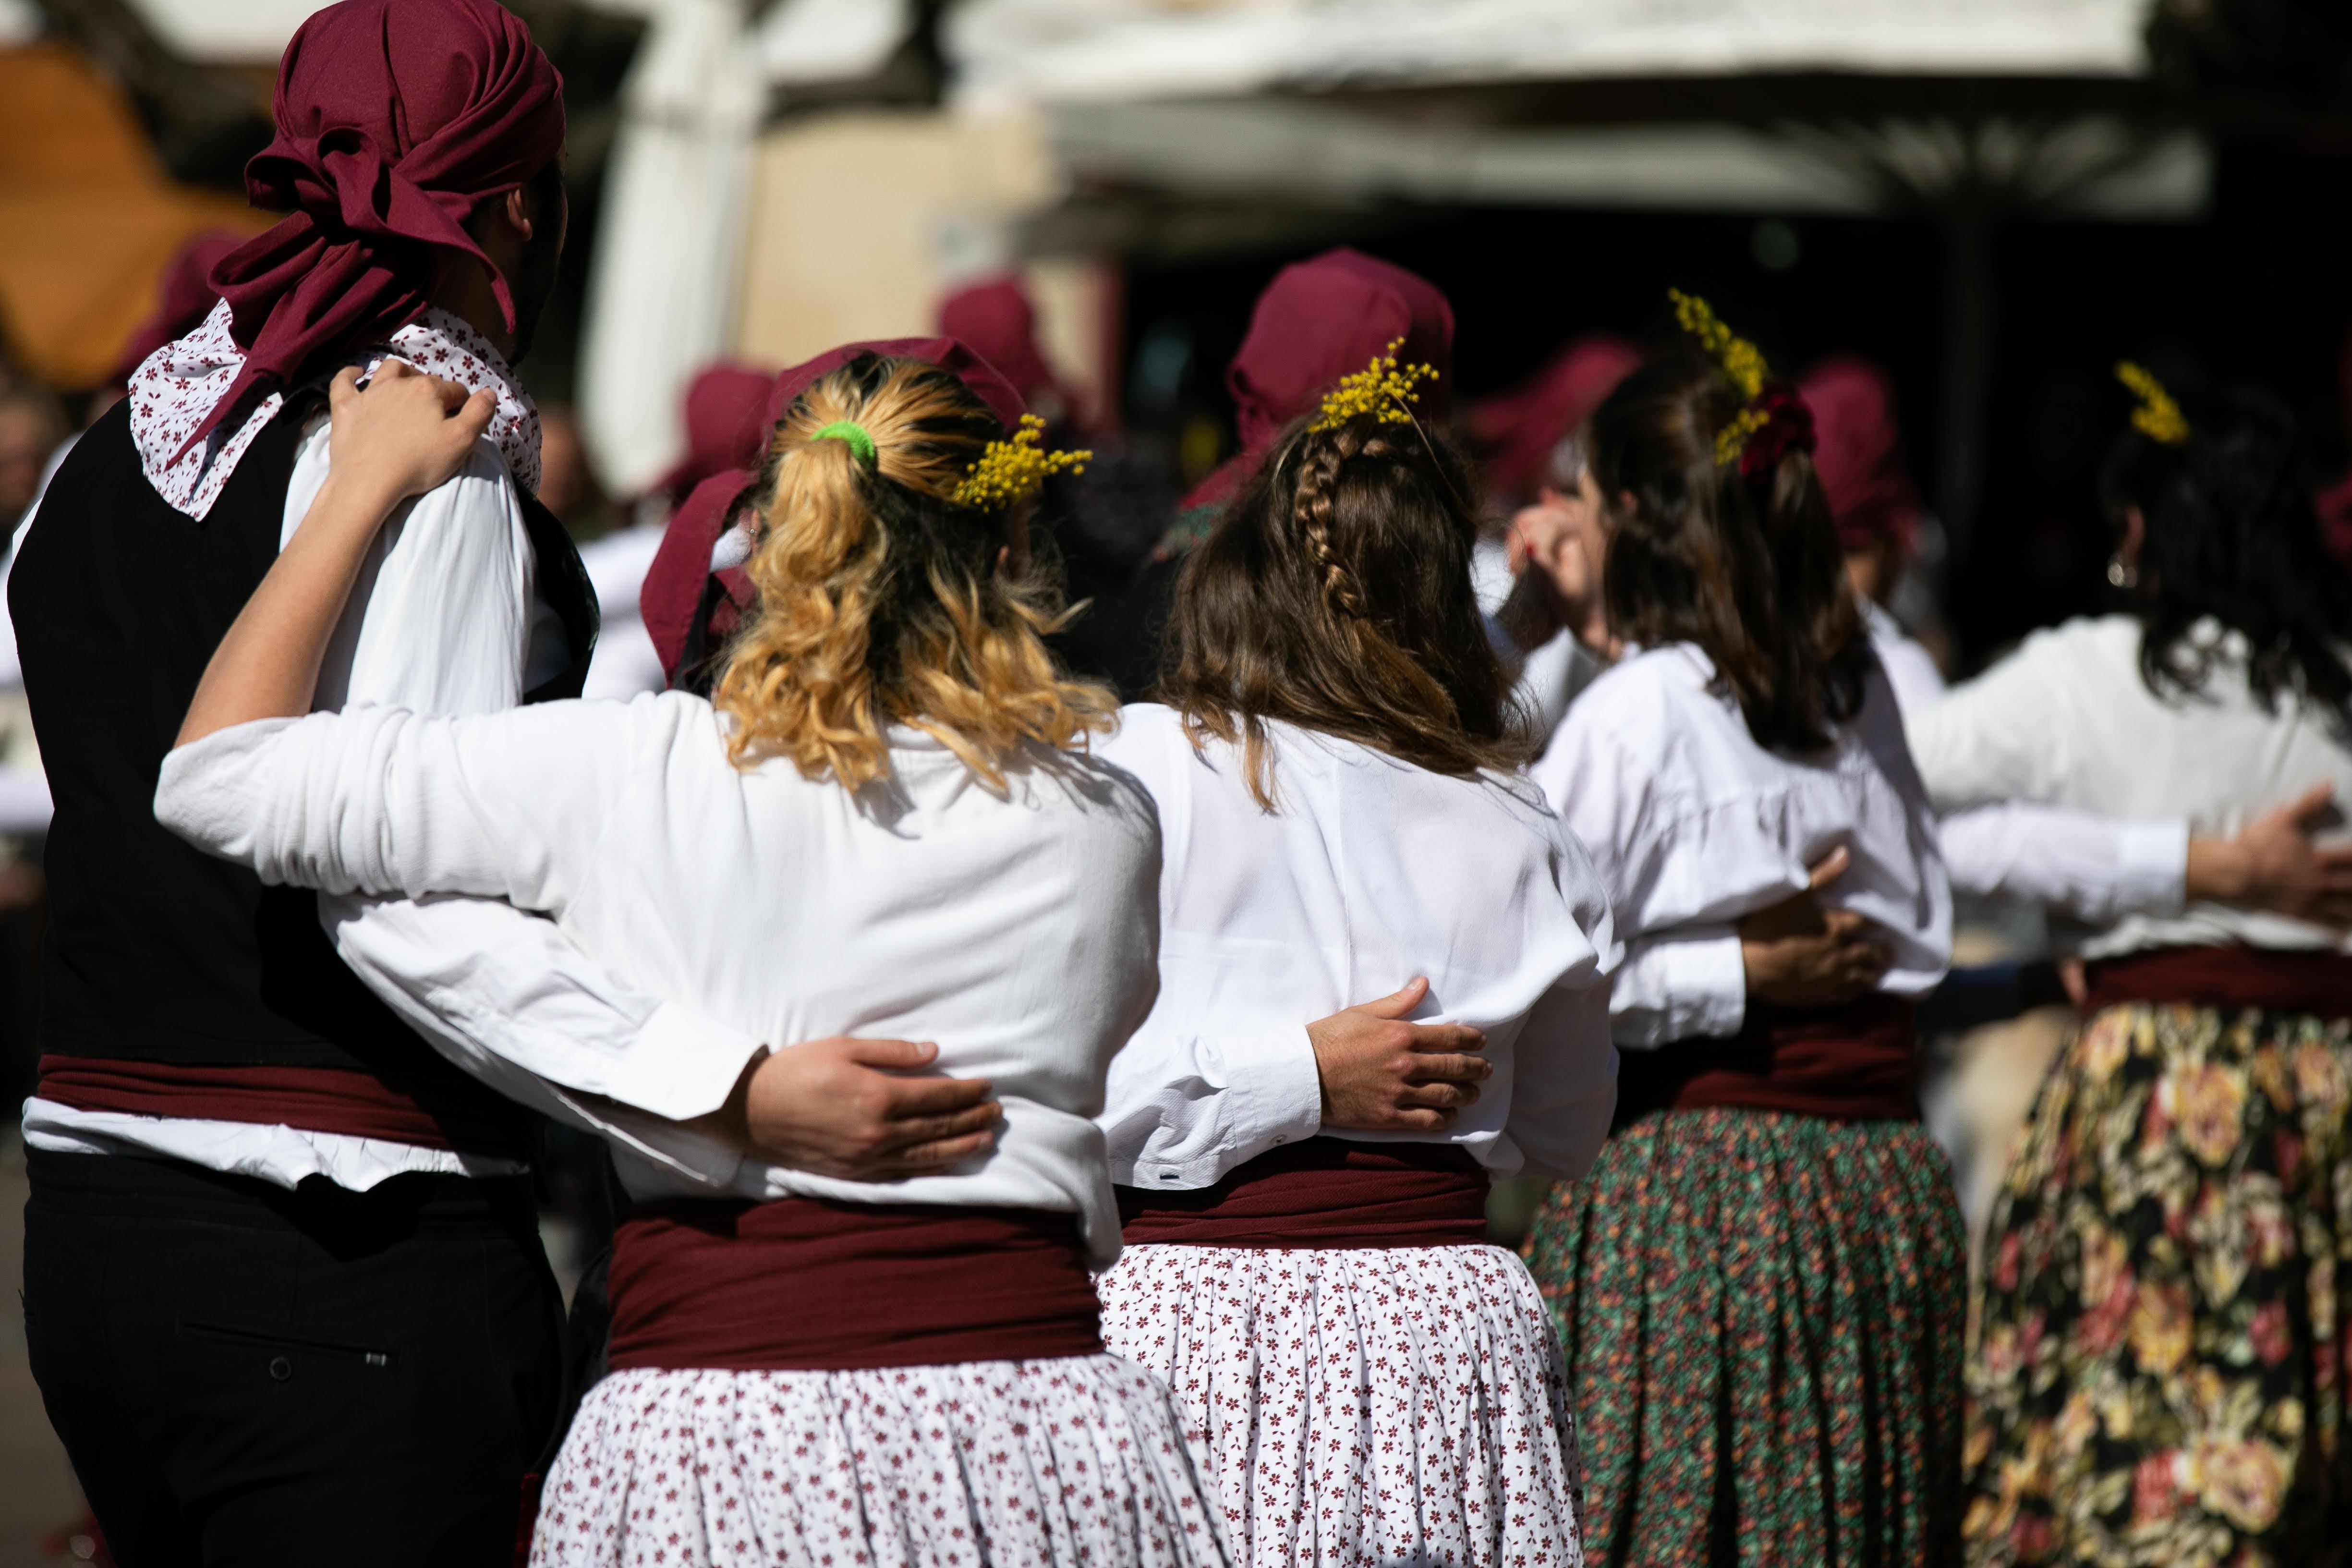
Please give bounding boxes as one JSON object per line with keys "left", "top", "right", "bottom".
{"left": 1928, "top": 373, "right": 2352, "bottom": 1568}
{"left": 0, "top": 386, "right": 69, "bottom": 539}
{"left": 1477, "top": 336, "right": 1639, "bottom": 744}
{"left": 1520, "top": 306, "right": 1966, "bottom": 1568}
{"left": 13, "top": 4, "right": 973, "bottom": 1558}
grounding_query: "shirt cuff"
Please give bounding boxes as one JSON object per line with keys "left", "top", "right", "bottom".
{"left": 597, "top": 1001, "right": 766, "bottom": 1123}
{"left": 2118, "top": 818, "right": 2191, "bottom": 918}
{"left": 1229, "top": 1022, "right": 1325, "bottom": 1150}
{"left": 1611, "top": 930, "right": 1747, "bottom": 1047}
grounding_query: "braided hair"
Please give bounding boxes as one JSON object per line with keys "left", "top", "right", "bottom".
{"left": 1157, "top": 410, "right": 1522, "bottom": 808}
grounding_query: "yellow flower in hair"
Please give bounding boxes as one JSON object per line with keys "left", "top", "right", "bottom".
{"left": 2116, "top": 361, "right": 2190, "bottom": 446}
{"left": 1310, "top": 339, "right": 1439, "bottom": 432}
{"left": 1670, "top": 289, "right": 1767, "bottom": 402}
{"left": 950, "top": 413, "right": 1090, "bottom": 510}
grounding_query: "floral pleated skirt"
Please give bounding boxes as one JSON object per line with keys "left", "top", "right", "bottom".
{"left": 1097, "top": 1242, "right": 1586, "bottom": 1568}
{"left": 1963, "top": 1000, "right": 2352, "bottom": 1567}
{"left": 1521, "top": 1107, "right": 1968, "bottom": 1568}
{"left": 531, "top": 1355, "right": 1229, "bottom": 1567}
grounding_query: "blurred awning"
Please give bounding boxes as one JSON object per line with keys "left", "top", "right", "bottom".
{"left": 0, "top": 45, "right": 266, "bottom": 389}
{"left": 947, "top": 0, "right": 2203, "bottom": 231}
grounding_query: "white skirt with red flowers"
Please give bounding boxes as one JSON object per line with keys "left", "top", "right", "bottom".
{"left": 530, "top": 1354, "right": 1229, "bottom": 1567}
{"left": 1096, "top": 1242, "right": 1585, "bottom": 1568}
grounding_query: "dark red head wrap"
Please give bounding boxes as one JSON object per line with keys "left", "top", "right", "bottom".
{"left": 188, "top": 0, "right": 564, "bottom": 455}
{"left": 1797, "top": 357, "right": 1921, "bottom": 554}
{"left": 939, "top": 276, "right": 1071, "bottom": 417}
{"left": 640, "top": 338, "right": 1028, "bottom": 681}
{"left": 1468, "top": 334, "right": 1639, "bottom": 504}
{"left": 1181, "top": 247, "right": 1454, "bottom": 513}
{"left": 651, "top": 363, "right": 776, "bottom": 502}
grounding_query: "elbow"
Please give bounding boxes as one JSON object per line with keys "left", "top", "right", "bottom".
{"left": 151, "top": 734, "right": 267, "bottom": 869}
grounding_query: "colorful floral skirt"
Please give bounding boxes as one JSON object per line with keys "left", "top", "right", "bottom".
{"left": 1097, "top": 1242, "right": 1586, "bottom": 1568}
{"left": 1521, "top": 1107, "right": 1968, "bottom": 1568}
{"left": 1963, "top": 1000, "right": 2352, "bottom": 1567}
{"left": 531, "top": 1355, "right": 1229, "bottom": 1567}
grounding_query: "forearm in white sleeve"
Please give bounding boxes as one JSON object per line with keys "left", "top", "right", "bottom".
{"left": 1937, "top": 803, "right": 2188, "bottom": 924}
{"left": 1503, "top": 982, "right": 1618, "bottom": 1183}
{"left": 1098, "top": 1023, "right": 1324, "bottom": 1189}
{"left": 310, "top": 445, "right": 765, "bottom": 1128}
{"left": 1609, "top": 925, "right": 1746, "bottom": 1047}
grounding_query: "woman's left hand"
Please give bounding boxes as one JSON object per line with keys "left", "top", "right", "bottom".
{"left": 321, "top": 359, "right": 496, "bottom": 515}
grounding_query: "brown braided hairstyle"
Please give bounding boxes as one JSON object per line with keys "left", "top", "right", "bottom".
{"left": 1157, "top": 409, "right": 1523, "bottom": 808}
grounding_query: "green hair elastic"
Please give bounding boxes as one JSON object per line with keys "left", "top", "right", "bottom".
{"left": 808, "top": 420, "right": 877, "bottom": 470}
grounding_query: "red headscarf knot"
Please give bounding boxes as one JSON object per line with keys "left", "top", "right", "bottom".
{"left": 192, "top": 0, "right": 564, "bottom": 455}
{"left": 1737, "top": 384, "right": 1817, "bottom": 486}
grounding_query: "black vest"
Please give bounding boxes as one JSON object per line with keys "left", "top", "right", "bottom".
{"left": 13, "top": 395, "right": 597, "bottom": 1088}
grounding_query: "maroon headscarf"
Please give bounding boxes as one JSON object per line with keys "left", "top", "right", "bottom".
{"left": 1467, "top": 334, "right": 1640, "bottom": 506}
{"left": 939, "top": 275, "right": 1071, "bottom": 417}
{"left": 640, "top": 338, "right": 1028, "bottom": 681}
{"left": 1799, "top": 356, "right": 1921, "bottom": 554}
{"left": 111, "top": 230, "right": 251, "bottom": 386}
{"left": 1180, "top": 248, "right": 1455, "bottom": 514}
{"left": 651, "top": 363, "right": 776, "bottom": 502}
{"left": 187, "top": 0, "right": 564, "bottom": 456}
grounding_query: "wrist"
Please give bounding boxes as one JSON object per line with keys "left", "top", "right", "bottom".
{"left": 2185, "top": 837, "right": 2250, "bottom": 904}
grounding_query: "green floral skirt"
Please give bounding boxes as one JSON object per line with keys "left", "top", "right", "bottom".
{"left": 1522, "top": 1107, "right": 1969, "bottom": 1568}
{"left": 1963, "top": 1001, "right": 2352, "bottom": 1567}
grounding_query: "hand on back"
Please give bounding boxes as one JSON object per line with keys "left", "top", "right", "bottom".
{"left": 2195, "top": 782, "right": 2352, "bottom": 932}
{"left": 321, "top": 360, "right": 496, "bottom": 515}
{"left": 1309, "top": 976, "right": 1490, "bottom": 1133}
{"left": 695, "top": 1037, "right": 1002, "bottom": 1181}
{"left": 1739, "top": 845, "right": 1891, "bottom": 1008}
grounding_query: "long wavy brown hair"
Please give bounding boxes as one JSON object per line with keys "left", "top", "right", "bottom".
{"left": 1590, "top": 348, "right": 1869, "bottom": 752}
{"left": 713, "top": 353, "right": 1115, "bottom": 790}
{"left": 1156, "top": 411, "right": 1522, "bottom": 808}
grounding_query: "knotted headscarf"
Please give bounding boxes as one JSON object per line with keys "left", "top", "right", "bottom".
{"left": 1799, "top": 357, "right": 1921, "bottom": 554}
{"left": 187, "top": 0, "right": 564, "bottom": 463}
{"left": 640, "top": 339, "right": 1028, "bottom": 681}
{"left": 1180, "top": 248, "right": 1454, "bottom": 515}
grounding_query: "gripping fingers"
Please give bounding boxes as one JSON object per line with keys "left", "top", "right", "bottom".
{"left": 1406, "top": 1052, "right": 1490, "bottom": 1082}
{"left": 881, "top": 1129, "right": 998, "bottom": 1175}
{"left": 875, "top": 1102, "right": 1002, "bottom": 1154}
{"left": 1398, "top": 1079, "right": 1480, "bottom": 1110}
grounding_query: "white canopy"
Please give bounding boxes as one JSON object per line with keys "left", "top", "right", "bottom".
{"left": 949, "top": 0, "right": 2153, "bottom": 107}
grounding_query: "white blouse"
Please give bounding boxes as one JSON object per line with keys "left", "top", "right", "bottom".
{"left": 1907, "top": 614, "right": 2352, "bottom": 959}
{"left": 1092, "top": 704, "right": 1619, "bottom": 1193}
{"left": 155, "top": 695, "right": 1163, "bottom": 1264}
{"left": 1530, "top": 643, "right": 1952, "bottom": 1048}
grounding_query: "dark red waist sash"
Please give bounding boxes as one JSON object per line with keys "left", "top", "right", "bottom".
{"left": 34, "top": 1054, "right": 528, "bottom": 1160}
{"left": 1116, "top": 1137, "right": 1491, "bottom": 1250}
{"left": 605, "top": 1197, "right": 1103, "bottom": 1373}
{"left": 2085, "top": 945, "right": 2352, "bottom": 1021}
{"left": 1615, "top": 992, "right": 1920, "bottom": 1128}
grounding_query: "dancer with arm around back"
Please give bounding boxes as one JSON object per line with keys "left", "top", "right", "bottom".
{"left": 1092, "top": 347, "right": 1621, "bottom": 1568}
{"left": 152, "top": 352, "right": 1231, "bottom": 1567}
{"left": 1519, "top": 297, "right": 1964, "bottom": 1568}
{"left": 1920, "top": 371, "right": 2352, "bottom": 1568}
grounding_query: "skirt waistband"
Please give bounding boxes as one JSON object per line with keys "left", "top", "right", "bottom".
{"left": 2084, "top": 945, "right": 2352, "bottom": 1021}
{"left": 1116, "top": 1137, "right": 1491, "bottom": 1250}
{"left": 34, "top": 1054, "right": 530, "bottom": 1160}
{"left": 1618, "top": 992, "right": 1920, "bottom": 1128}
{"left": 605, "top": 1197, "right": 1103, "bottom": 1374}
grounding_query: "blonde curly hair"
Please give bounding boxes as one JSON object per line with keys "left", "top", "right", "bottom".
{"left": 712, "top": 353, "right": 1115, "bottom": 790}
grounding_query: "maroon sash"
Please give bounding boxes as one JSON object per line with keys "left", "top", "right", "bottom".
{"left": 1615, "top": 992, "right": 1920, "bottom": 1127}
{"left": 35, "top": 1053, "right": 528, "bottom": 1159}
{"left": 605, "top": 1197, "right": 1103, "bottom": 1374}
{"left": 2084, "top": 946, "right": 2352, "bottom": 1021}
{"left": 1116, "top": 1137, "right": 1491, "bottom": 1250}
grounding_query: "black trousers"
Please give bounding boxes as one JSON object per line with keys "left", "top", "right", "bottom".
{"left": 23, "top": 1148, "right": 565, "bottom": 1568}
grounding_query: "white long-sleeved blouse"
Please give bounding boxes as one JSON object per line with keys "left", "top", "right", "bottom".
{"left": 1530, "top": 643, "right": 1952, "bottom": 1047}
{"left": 155, "top": 696, "right": 1163, "bottom": 1264}
{"left": 1907, "top": 613, "right": 2352, "bottom": 959}
{"left": 1091, "top": 704, "right": 1620, "bottom": 1192}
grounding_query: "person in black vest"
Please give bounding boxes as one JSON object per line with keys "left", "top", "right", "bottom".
{"left": 12, "top": 3, "right": 998, "bottom": 1562}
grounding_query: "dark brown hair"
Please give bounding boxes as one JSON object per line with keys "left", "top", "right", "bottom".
{"left": 1590, "top": 348, "right": 1869, "bottom": 752}
{"left": 1156, "top": 411, "right": 1522, "bottom": 807}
